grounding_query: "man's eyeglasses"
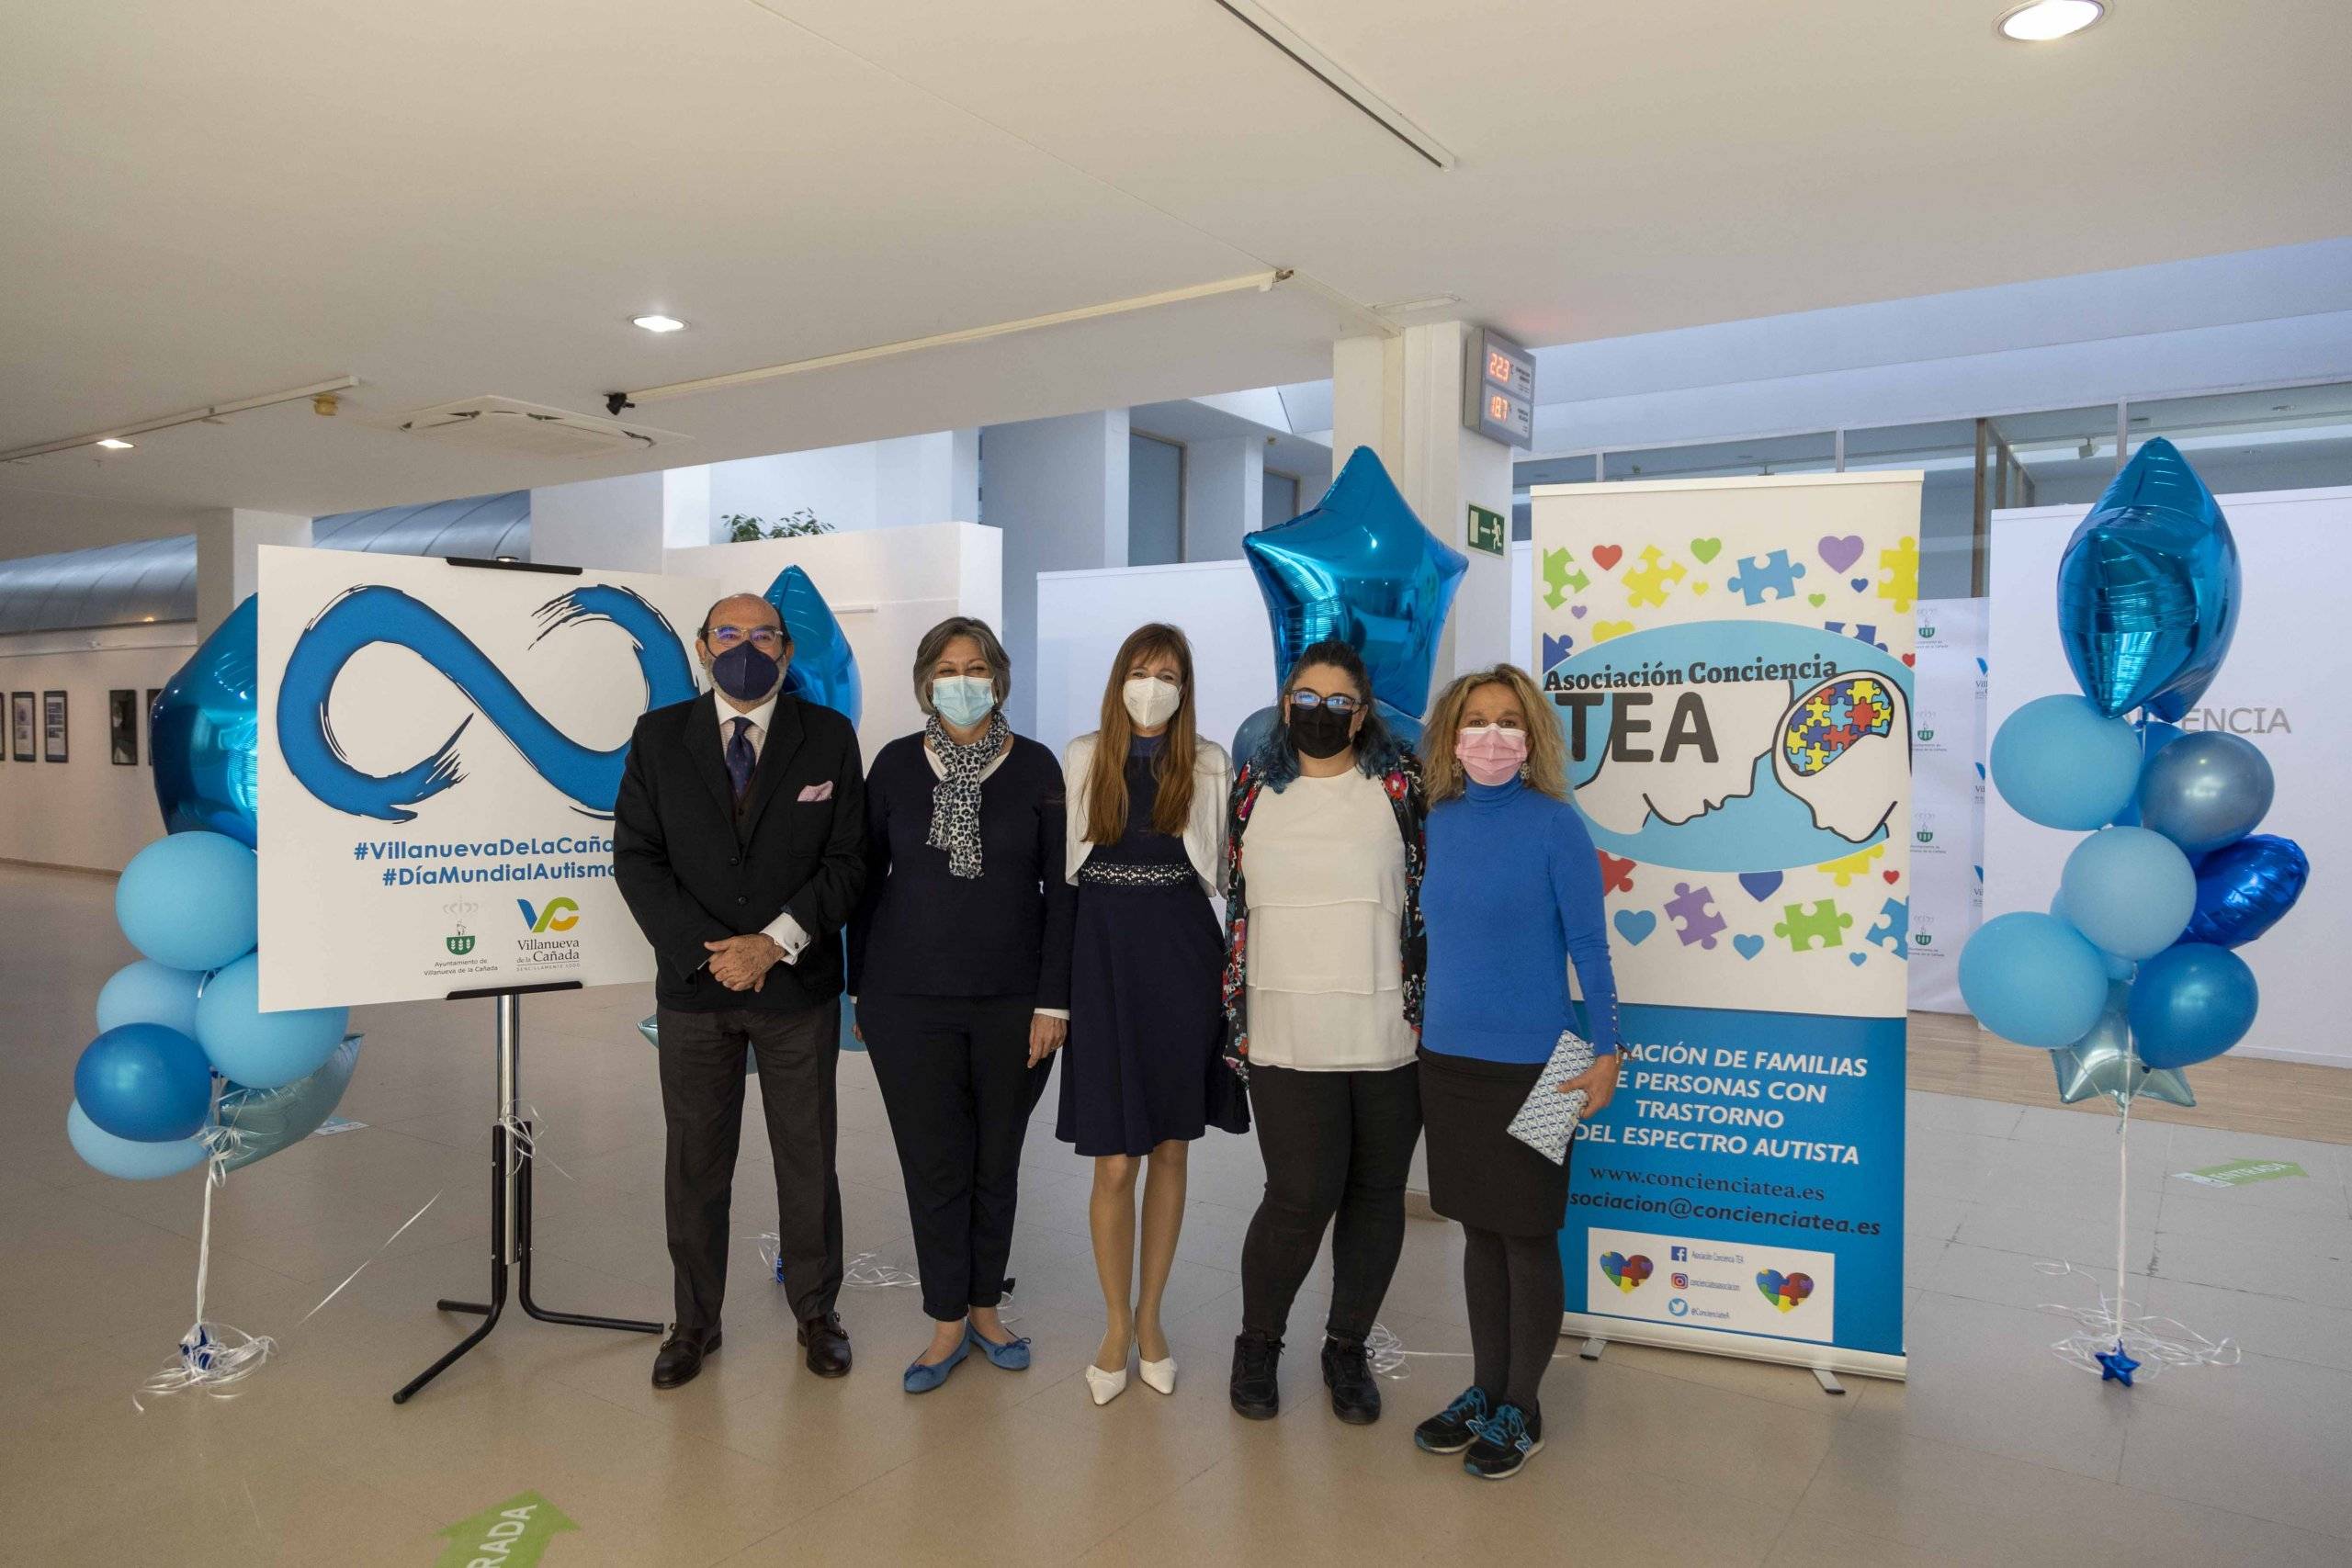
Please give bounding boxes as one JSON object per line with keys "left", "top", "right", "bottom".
{"left": 707, "top": 626, "right": 785, "bottom": 651}
{"left": 1286, "top": 690, "right": 1360, "bottom": 715}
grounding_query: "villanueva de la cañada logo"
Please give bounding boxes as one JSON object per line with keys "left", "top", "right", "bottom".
{"left": 517, "top": 898, "right": 579, "bottom": 934}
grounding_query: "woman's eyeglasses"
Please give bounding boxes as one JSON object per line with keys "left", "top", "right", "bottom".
{"left": 707, "top": 626, "right": 785, "bottom": 651}
{"left": 1286, "top": 691, "right": 1360, "bottom": 715}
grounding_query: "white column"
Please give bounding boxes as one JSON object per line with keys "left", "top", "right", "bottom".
{"left": 529, "top": 471, "right": 666, "bottom": 572}
{"left": 1181, "top": 434, "right": 1264, "bottom": 562}
{"left": 1330, "top": 321, "right": 1514, "bottom": 698}
{"left": 979, "top": 411, "right": 1129, "bottom": 734}
{"left": 197, "top": 507, "right": 310, "bottom": 635}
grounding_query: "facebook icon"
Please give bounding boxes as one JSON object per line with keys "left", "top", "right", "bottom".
{"left": 1670, "top": 1246, "right": 1689, "bottom": 1261}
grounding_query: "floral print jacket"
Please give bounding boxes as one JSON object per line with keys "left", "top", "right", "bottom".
{"left": 1220, "top": 737, "right": 1428, "bottom": 1078}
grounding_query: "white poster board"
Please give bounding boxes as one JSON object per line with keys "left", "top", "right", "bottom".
{"left": 257, "top": 549, "right": 717, "bottom": 1008}
{"left": 1984, "top": 485, "right": 2348, "bottom": 1066}
{"left": 1909, "top": 597, "right": 1987, "bottom": 1012}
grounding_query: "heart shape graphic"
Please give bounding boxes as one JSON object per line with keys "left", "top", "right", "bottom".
{"left": 1690, "top": 537, "right": 1723, "bottom": 563}
{"left": 1755, "top": 1269, "right": 1814, "bottom": 1312}
{"left": 1849, "top": 952, "right": 1867, "bottom": 966}
{"left": 1600, "top": 1250, "right": 1630, "bottom": 1285}
{"left": 1737, "top": 871, "right": 1783, "bottom": 901}
{"left": 1592, "top": 620, "right": 1635, "bottom": 643}
{"left": 1590, "top": 545, "right": 1623, "bottom": 571}
{"left": 1883, "top": 869, "right": 1901, "bottom": 884}
{"left": 1902, "top": 652, "right": 1917, "bottom": 666}
{"left": 1818, "top": 535, "right": 1865, "bottom": 573}
{"left": 1806, "top": 593, "right": 1826, "bottom": 607}
{"left": 1849, "top": 576, "right": 1871, "bottom": 592}
{"left": 1691, "top": 581, "right": 1710, "bottom": 594}
{"left": 1614, "top": 909, "right": 1657, "bottom": 945}
{"left": 1733, "top": 933, "right": 1765, "bottom": 961}
{"left": 1600, "top": 1253, "right": 1653, "bottom": 1293}
{"left": 1570, "top": 604, "right": 1588, "bottom": 618}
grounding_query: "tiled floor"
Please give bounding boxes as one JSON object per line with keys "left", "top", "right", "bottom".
{"left": 3, "top": 862, "right": 2347, "bottom": 1566}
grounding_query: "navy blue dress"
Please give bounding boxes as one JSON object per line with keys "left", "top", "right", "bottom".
{"left": 1057, "top": 738, "right": 1244, "bottom": 1156}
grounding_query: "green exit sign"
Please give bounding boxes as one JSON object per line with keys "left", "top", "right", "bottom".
{"left": 1466, "top": 504, "right": 1508, "bottom": 557}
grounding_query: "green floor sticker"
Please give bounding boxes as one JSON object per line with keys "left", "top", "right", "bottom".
{"left": 435, "top": 1492, "right": 577, "bottom": 1567}
{"left": 2172, "top": 1158, "right": 2308, "bottom": 1189}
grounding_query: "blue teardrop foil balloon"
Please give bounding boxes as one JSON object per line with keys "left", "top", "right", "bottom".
{"left": 1243, "top": 446, "right": 1467, "bottom": 721}
{"left": 152, "top": 595, "right": 260, "bottom": 844}
{"left": 763, "top": 566, "right": 861, "bottom": 728}
{"left": 2184, "top": 832, "right": 2308, "bottom": 948}
{"left": 2057, "top": 438, "right": 2240, "bottom": 721}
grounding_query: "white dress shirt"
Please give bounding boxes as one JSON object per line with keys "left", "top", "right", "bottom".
{"left": 713, "top": 691, "right": 814, "bottom": 964}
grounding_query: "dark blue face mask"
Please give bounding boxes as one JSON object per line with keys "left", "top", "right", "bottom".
{"left": 709, "top": 640, "right": 782, "bottom": 703}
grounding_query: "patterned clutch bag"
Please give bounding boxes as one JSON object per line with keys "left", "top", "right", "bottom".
{"left": 1505, "top": 1029, "right": 1597, "bottom": 1166}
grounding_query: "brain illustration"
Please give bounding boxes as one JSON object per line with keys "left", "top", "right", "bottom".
{"left": 1573, "top": 678, "right": 1792, "bottom": 835}
{"left": 1772, "top": 674, "right": 1910, "bottom": 842}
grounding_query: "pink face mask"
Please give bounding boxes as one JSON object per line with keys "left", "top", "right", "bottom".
{"left": 1457, "top": 725, "right": 1529, "bottom": 786}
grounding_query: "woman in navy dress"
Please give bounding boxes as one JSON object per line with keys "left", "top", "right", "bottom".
{"left": 1057, "top": 622, "right": 1238, "bottom": 1405}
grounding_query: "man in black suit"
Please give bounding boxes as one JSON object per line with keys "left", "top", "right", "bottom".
{"left": 615, "top": 592, "right": 865, "bottom": 1389}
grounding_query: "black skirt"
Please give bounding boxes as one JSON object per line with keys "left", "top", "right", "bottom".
{"left": 1419, "top": 1046, "right": 1570, "bottom": 1237}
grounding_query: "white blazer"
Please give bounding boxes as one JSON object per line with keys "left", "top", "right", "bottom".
{"left": 1062, "top": 732, "right": 1232, "bottom": 896}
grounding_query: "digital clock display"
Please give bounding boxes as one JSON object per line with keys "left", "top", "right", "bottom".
{"left": 1465, "top": 328, "right": 1535, "bottom": 447}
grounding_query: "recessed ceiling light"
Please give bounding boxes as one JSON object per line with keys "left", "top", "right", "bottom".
{"left": 1996, "top": 1, "right": 2107, "bottom": 42}
{"left": 632, "top": 314, "right": 687, "bottom": 333}
{"left": 96, "top": 437, "right": 133, "bottom": 450}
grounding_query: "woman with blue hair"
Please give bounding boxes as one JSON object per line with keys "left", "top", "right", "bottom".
{"left": 1219, "top": 637, "right": 1430, "bottom": 1427}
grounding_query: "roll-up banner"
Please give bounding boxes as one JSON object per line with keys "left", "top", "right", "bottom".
{"left": 1530, "top": 473, "right": 1920, "bottom": 1380}
{"left": 256, "top": 548, "right": 719, "bottom": 1010}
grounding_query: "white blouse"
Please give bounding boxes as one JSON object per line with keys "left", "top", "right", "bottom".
{"left": 1241, "top": 768, "right": 1415, "bottom": 1072}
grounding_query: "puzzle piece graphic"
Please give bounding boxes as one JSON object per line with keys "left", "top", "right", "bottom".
{"left": 1822, "top": 621, "right": 1889, "bottom": 651}
{"left": 1772, "top": 899, "right": 1852, "bottom": 952}
{"left": 1542, "top": 547, "right": 1589, "bottom": 609}
{"left": 1623, "top": 546, "right": 1687, "bottom": 608}
{"left": 1866, "top": 897, "right": 1909, "bottom": 957}
{"left": 1877, "top": 536, "right": 1918, "bottom": 614}
{"left": 1815, "top": 843, "right": 1886, "bottom": 886}
{"left": 1665, "top": 883, "right": 1727, "bottom": 950}
{"left": 1597, "top": 851, "right": 1635, "bottom": 895}
{"left": 1543, "top": 632, "right": 1576, "bottom": 671}
{"left": 1725, "top": 549, "right": 1807, "bottom": 605}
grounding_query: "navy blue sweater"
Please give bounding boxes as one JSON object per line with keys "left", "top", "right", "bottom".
{"left": 848, "top": 733, "right": 1077, "bottom": 1008}
{"left": 1421, "top": 776, "right": 1620, "bottom": 1062}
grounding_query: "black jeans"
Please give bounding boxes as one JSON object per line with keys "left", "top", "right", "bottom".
{"left": 1463, "top": 1225, "right": 1564, "bottom": 1421}
{"left": 1239, "top": 1060, "right": 1421, "bottom": 1344}
{"left": 859, "top": 993, "right": 1052, "bottom": 1323}
{"left": 657, "top": 1001, "right": 843, "bottom": 1334}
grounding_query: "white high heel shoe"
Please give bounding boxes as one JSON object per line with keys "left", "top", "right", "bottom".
{"left": 1138, "top": 1348, "right": 1177, "bottom": 1395}
{"left": 1085, "top": 1359, "right": 1130, "bottom": 1405}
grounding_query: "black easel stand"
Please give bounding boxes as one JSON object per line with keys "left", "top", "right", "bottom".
{"left": 392, "top": 983, "right": 663, "bottom": 1404}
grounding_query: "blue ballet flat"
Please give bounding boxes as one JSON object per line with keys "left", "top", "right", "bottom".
{"left": 966, "top": 1322, "right": 1032, "bottom": 1371}
{"left": 902, "top": 1335, "right": 971, "bottom": 1394}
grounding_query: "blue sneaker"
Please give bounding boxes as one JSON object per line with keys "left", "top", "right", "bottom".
{"left": 902, "top": 1334, "right": 971, "bottom": 1394}
{"left": 1412, "top": 1385, "right": 1490, "bottom": 1453}
{"left": 1462, "top": 1403, "right": 1544, "bottom": 1479}
{"left": 966, "top": 1322, "right": 1032, "bottom": 1371}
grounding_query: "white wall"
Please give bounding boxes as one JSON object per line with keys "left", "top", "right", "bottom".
{"left": 0, "top": 625, "right": 196, "bottom": 872}
{"left": 982, "top": 412, "right": 1130, "bottom": 735}
{"left": 707, "top": 429, "right": 978, "bottom": 540}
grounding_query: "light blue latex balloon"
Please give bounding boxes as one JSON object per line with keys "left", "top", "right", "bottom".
{"left": 1242, "top": 446, "right": 1467, "bottom": 721}
{"left": 2136, "top": 730, "right": 2273, "bottom": 857}
{"left": 2111, "top": 720, "right": 2183, "bottom": 828}
{"left": 2057, "top": 439, "right": 2240, "bottom": 721}
{"left": 96, "top": 959, "right": 207, "bottom": 1038}
{"left": 2059, "top": 826, "right": 2197, "bottom": 961}
{"left": 66, "top": 1100, "right": 209, "bottom": 1180}
{"left": 2130, "top": 942, "right": 2258, "bottom": 1068}
{"left": 194, "top": 953, "right": 349, "bottom": 1089}
{"left": 764, "top": 566, "right": 862, "bottom": 728}
{"left": 215, "top": 1034, "right": 361, "bottom": 1173}
{"left": 2184, "top": 833, "right": 2308, "bottom": 948}
{"left": 152, "top": 593, "right": 261, "bottom": 845}
{"left": 2050, "top": 889, "right": 2134, "bottom": 980}
{"left": 1958, "top": 911, "right": 2109, "bottom": 1047}
{"left": 1990, "top": 694, "right": 2143, "bottom": 829}
{"left": 117, "top": 831, "right": 257, "bottom": 972}
{"left": 74, "top": 1022, "right": 215, "bottom": 1142}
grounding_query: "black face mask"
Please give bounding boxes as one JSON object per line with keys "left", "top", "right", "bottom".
{"left": 709, "top": 641, "right": 781, "bottom": 703}
{"left": 1287, "top": 704, "right": 1356, "bottom": 760}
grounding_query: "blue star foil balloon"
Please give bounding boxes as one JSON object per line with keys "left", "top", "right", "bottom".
{"left": 763, "top": 565, "right": 861, "bottom": 728}
{"left": 152, "top": 594, "right": 261, "bottom": 845}
{"left": 2057, "top": 438, "right": 2240, "bottom": 722}
{"left": 2183, "top": 833, "right": 2309, "bottom": 948}
{"left": 1242, "top": 446, "right": 1468, "bottom": 722}
{"left": 2047, "top": 982, "right": 2196, "bottom": 1111}
{"left": 2096, "top": 1342, "right": 2141, "bottom": 1386}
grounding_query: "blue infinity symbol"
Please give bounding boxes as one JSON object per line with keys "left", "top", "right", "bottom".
{"left": 277, "top": 583, "right": 696, "bottom": 821}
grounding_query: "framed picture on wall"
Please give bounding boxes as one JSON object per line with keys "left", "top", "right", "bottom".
{"left": 42, "top": 691, "right": 67, "bottom": 763}
{"left": 146, "top": 688, "right": 163, "bottom": 767}
{"left": 13, "top": 693, "right": 37, "bottom": 761}
{"left": 109, "top": 689, "right": 139, "bottom": 766}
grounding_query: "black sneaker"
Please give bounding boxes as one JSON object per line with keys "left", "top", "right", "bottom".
{"left": 1229, "top": 1330, "right": 1283, "bottom": 1419}
{"left": 1411, "top": 1385, "right": 1490, "bottom": 1453}
{"left": 1321, "top": 1337, "right": 1381, "bottom": 1425}
{"left": 1462, "top": 1403, "right": 1544, "bottom": 1480}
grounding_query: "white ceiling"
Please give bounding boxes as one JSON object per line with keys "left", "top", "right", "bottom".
{"left": 5, "top": 0, "right": 2349, "bottom": 536}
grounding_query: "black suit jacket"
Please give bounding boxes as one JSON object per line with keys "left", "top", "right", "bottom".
{"left": 614, "top": 691, "right": 865, "bottom": 1012}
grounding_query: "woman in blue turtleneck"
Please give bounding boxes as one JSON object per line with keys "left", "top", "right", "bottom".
{"left": 1408, "top": 663, "right": 1620, "bottom": 1483}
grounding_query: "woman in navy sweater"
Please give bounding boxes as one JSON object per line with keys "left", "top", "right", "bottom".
{"left": 1410, "top": 663, "right": 1620, "bottom": 1482}
{"left": 849, "top": 616, "right": 1077, "bottom": 1393}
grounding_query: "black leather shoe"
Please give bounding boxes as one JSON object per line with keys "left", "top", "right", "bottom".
{"left": 1229, "top": 1330, "right": 1282, "bottom": 1419}
{"left": 651, "top": 1326, "right": 719, "bottom": 1390}
{"left": 798, "top": 1312, "right": 853, "bottom": 1378}
{"left": 1322, "top": 1336, "right": 1381, "bottom": 1425}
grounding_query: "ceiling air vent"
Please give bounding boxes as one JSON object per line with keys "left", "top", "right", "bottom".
{"left": 382, "top": 396, "right": 684, "bottom": 459}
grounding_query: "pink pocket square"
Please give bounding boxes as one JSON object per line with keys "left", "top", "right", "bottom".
{"left": 797, "top": 781, "right": 834, "bottom": 803}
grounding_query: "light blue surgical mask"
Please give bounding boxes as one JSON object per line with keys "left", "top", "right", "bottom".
{"left": 932, "top": 675, "right": 997, "bottom": 728}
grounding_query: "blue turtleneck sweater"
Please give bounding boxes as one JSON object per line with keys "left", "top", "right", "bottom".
{"left": 1420, "top": 775, "right": 1620, "bottom": 1062}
